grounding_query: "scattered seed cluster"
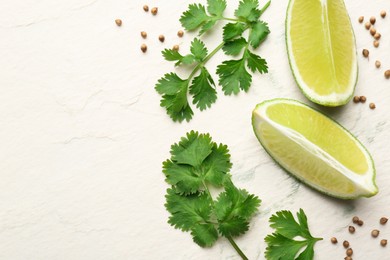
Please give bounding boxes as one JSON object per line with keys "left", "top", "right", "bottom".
{"left": 359, "top": 11, "right": 389, "bottom": 79}
{"left": 353, "top": 95, "right": 375, "bottom": 109}
{"left": 117, "top": 4, "right": 185, "bottom": 53}
{"left": 330, "top": 216, "right": 388, "bottom": 259}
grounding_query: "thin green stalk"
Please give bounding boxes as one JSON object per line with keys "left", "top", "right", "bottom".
{"left": 260, "top": 1, "right": 271, "bottom": 15}
{"left": 227, "top": 236, "right": 249, "bottom": 260}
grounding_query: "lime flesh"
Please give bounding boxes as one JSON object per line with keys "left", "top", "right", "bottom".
{"left": 286, "top": 0, "right": 358, "bottom": 106}
{"left": 252, "top": 99, "right": 377, "bottom": 199}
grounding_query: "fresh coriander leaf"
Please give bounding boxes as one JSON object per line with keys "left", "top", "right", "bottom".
{"left": 182, "top": 54, "right": 197, "bottom": 65}
{"left": 234, "top": 0, "right": 261, "bottom": 22}
{"left": 171, "top": 131, "right": 213, "bottom": 167}
{"left": 189, "top": 67, "right": 217, "bottom": 110}
{"left": 190, "top": 38, "right": 208, "bottom": 61}
{"left": 200, "top": 20, "right": 218, "bottom": 35}
{"left": 202, "top": 143, "right": 232, "bottom": 186}
{"left": 163, "top": 160, "right": 202, "bottom": 195}
{"left": 156, "top": 73, "right": 193, "bottom": 122}
{"left": 218, "top": 216, "right": 249, "bottom": 237}
{"left": 165, "top": 188, "right": 212, "bottom": 231}
{"left": 162, "top": 49, "right": 196, "bottom": 66}
{"left": 249, "top": 21, "right": 270, "bottom": 48}
{"left": 191, "top": 223, "right": 219, "bottom": 247}
{"left": 180, "top": 4, "right": 210, "bottom": 31}
{"left": 223, "top": 22, "right": 246, "bottom": 41}
{"left": 265, "top": 209, "right": 323, "bottom": 260}
{"left": 207, "top": 0, "right": 227, "bottom": 17}
{"left": 216, "top": 58, "right": 252, "bottom": 95}
{"left": 246, "top": 51, "right": 268, "bottom": 74}
{"left": 223, "top": 37, "right": 247, "bottom": 56}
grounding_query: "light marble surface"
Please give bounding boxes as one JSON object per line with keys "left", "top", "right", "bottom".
{"left": 1, "top": 0, "right": 389, "bottom": 259}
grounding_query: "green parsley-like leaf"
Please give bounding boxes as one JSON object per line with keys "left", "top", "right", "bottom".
{"left": 234, "top": 0, "right": 261, "bottom": 22}
{"left": 189, "top": 67, "right": 217, "bottom": 110}
{"left": 163, "top": 160, "right": 202, "bottom": 195}
{"left": 218, "top": 216, "right": 249, "bottom": 237}
{"left": 171, "top": 131, "right": 213, "bottom": 167}
{"left": 191, "top": 223, "right": 219, "bottom": 247}
{"left": 180, "top": 4, "right": 210, "bottom": 31}
{"left": 202, "top": 143, "right": 232, "bottom": 186}
{"left": 200, "top": 20, "right": 217, "bottom": 35}
{"left": 223, "top": 37, "right": 247, "bottom": 56}
{"left": 165, "top": 188, "right": 212, "bottom": 231}
{"left": 246, "top": 50, "right": 268, "bottom": 74}
{"left": 162, "top": 49, "right": 195, "bottom": 66}
{"left": 223, "top": 22, "right": 246, "bottom": 41}
{"left": 207, "top": 0, "right": 227, "bottom": 16}
{"left": 155, "top": 73, "right": 193, "bottom": 122}
{"left": 216, "top": 58, "right": 252, "bottom": 95}
{"left": 248, "top": 21, "right": 270, "bottom": 48}
{"left": 190, "top": 38, "right": 208, "bottom": 61}
{"left": 265, "top": 209, "right": 323, "bottom": 260}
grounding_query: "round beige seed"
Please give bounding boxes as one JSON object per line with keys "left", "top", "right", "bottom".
{"left": 358, "top": 16, "right": 364, "bottom": 23}
{"left": 370, "top": 16, "right": 376, "bottom": 25}
{"left": 360, "top": 96, "right": 367, "bottom": 103}
{"left": 141, "top": 31, "right": 147, "bottom": 38}
{"left": 353, "top": 96, "right": 360, "bottom": 103}
{"left": 331, "top": 237, "right": 338, "bottom": 244}
{"left": 375, "top": 60, "right": 381, "bottom": 68}
{"left": 352, "top": 216, "right": 359, "bottom": 224}
{"left": 159, "top": 35, "right": 165, "bottom": 42}
{"left": 349, "top": 226, "right": 355, "bottom": 233}
{"left": 374, "top": 33, "right": 381, "bottom": 40}
{"left": 373, "top": 41, "right": 379, "bottom": 48}
{"left": 177, "top": 30, "right": 184, "bottom": 37}
{"left": 344, "top": 257, "right": 352, "bottom": 260}
{"left": 380, "top": 217, "right": 388, "bottom": 225}
{"left": 151, "top": 7, "right": 158, "bottom": 15}
{"left": 381, "top": 239, "right": 388, "bottom": 247}
{"left": 362, "top": 49, "right": 369, "bottom": 58}
{"left": 370, "top": 27, "right": 377, "bottom": 36}
{"left": 357, "top": 220, "right": 364, "bottom": 226}
{"left": 369, "top": 103, "right": 376, "bottom": 110}
{"left": 143, "top": 5, "right": 149, "bottom": 12}
{"left": 365, "top": 22, "right": 371, "bottom": 30}
{"left": 343, "top": 240, "right": 350, "bottom": 248}
{"left": 115, "top": 19, "right": 122, "bottom": 26}
{"left": 372, "top": 229, "right": 380, "bottom": 238}
{"left": 385, "top": 70, "right": 390, "bottom": 79}
{"left": 346, "top": 248, "right": 353, "bottom": 256}
{"left": 381, "top": 10, "right": 387, "bottom": 18}
{"left": 141, "top": 44, "right": 147, "bottom": 53}
{"left": 172, "top": 45, "right": 179, "bottom": 51}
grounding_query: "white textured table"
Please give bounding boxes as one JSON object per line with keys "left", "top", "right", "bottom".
{"left": 1, "top": 0, "right": 389, "bottom": 259}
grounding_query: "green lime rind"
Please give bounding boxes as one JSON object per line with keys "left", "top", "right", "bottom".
{"left": 285, "top": 0, "right": 358, "bottom": 107}
{"left": 252, "top": 98, "right": 378, "bottom": 200}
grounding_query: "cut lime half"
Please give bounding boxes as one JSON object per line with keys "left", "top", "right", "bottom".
{"left": 252, "top": 99, "right": 377, "bottom": 199}
{"left": 286, "top": 0, "right": 358, "bottom": 106}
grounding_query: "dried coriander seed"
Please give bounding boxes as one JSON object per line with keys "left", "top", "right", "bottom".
{"left": 357, "top": 220, "right": 364, "bottom": 226}
{"left": 151, "top": 7, "right": 158, "bottom": 15}
{"left": 380, "top": 217, "right": 388, "bottom": 225}
{"left": 362, "top": 49, "right": 369, "bottom": 58}
{"left": 331, "top": 237, "right": 338, "bottom": 244}
{"left": 375, "top": 61, "right": 381, "bottom": 68}
{"left": 345, "top": 257, "right": 352, "bottom": 260}
{"left": 143, "top": 5, "right": 149, "bottom": 12}
{"left": 346, "top": 248, "right": 353, "bottom": 256}
{"left": 360, "top": 96, "right": 367, "bottom": 103}
{"left": 353, "top": 96, "right": 360, "bottom": 103}
{"left": 159, "top": 35, "right": 165, "bottom": 42}
{"left": 343, "top": 240, "right": 350, "bottom": 248}
{"left": 352, "top": 216, "right": 359, "bottom": 224}
{"left": 371, "top": 229, "right": 380, "bottom": 238}
{"left": 374, "top": 33, "right": 381, "bottom": 40}
{"left": 369, "top": 103, "right": 376, "bottom": 109}
{"left": 373, "top": 41, "right": 380, "bottom": 48}
{"left": 385, "top": 70, "right": 390, "bottom": 79}
{"left": 358, "top": 16, "right": 364, "bottom": 23}
{"left": 115, "top": 19, "right": 122, "bottom": 26}
{"left": 370, "top": 27, "right": 377, "bottom": 36}
{"left": 349, "top": 226, "right": 355, "bottom": 233}
{"left": 365, "top": 22, "right": 371, "bottom": 29}
{"left": 177, "top": 30, "right": 184, "bottom": 37}
{"left": 370, "top": 16, "right": 376, "bottom": 25}
{"left": 381, "top": 10, "right": 387, "bottom": 18}
{"left": 172, "top": 45, "right": 179, "bottom": 51}
{"left": 381, "top": 239, "right": 388, "bottom": 247}
{"left": 141, "top": 44, "right": 147, "bottom": 53}
{"left": 141, "top": 31, "right": 147, "bottom": 38}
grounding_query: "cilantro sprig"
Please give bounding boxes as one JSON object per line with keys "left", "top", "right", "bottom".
{"left": 163, "top": 131, "right": 261, "bottom": 259}
{"left": 265, "top": 209, "right": 323, "bottom": 260}
{"left": 156, "top": 0, "right": 271, "bottom": 122}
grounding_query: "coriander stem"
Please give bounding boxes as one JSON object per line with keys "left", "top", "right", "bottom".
{"left": 260, "top": 1, "right": 271, "bottom": 15}
{"left": 221, "top": 17, "right": 242, "bottom": 22}
{"left": 227, "top": 236, "right": 249, "bottom": 260}
{"left": 187, "top": 41, "right": 225, "bottom": 81}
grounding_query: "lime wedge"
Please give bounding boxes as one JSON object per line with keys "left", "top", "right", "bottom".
{"left": 252, "top": 99, "right": 377, "bottom": 199}
{"left": 286, "top": 0, "right": 358, "bottom": 106}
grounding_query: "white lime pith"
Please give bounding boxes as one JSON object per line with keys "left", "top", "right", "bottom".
{"left": 286, "top": 0, "right": 358, "bottom": 106}
{"left": 252, "top": 99, "right": 377, "bottom": 199}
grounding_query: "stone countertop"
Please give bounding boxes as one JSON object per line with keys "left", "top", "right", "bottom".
{"left": 0, "top": 0, "right": 389, "bottom": 259}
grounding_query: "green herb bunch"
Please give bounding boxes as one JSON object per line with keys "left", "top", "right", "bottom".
{"left": 155, "top": 0, "right": 271, "bottom": 122}
{"left": 162, "top": 131, "right": 261, "bottom": 259}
